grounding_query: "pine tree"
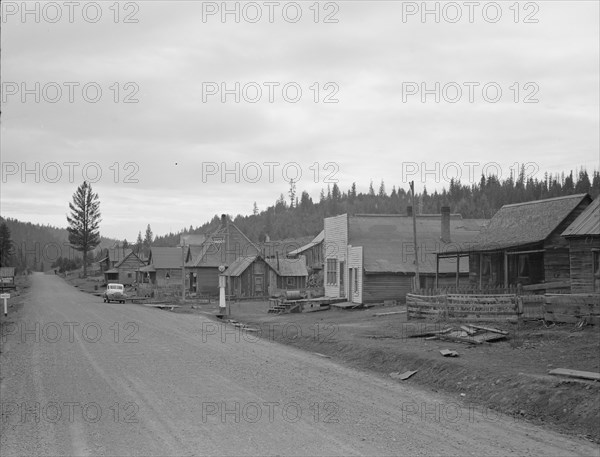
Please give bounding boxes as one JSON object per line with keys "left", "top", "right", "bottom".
{"left": 66, "top": 181, "right": 101, "bottom": 277}
{"left": 0, "top": 222, "right": 15, "bottom": 267}
{"left": 253, "top": 202, "right": 259, "bottom": 215}
{"left": 123, "top": 239, "right": 129, "bottom": 250}
{"left": 135, "top": 231, "right": 143, "bottom": 254}
{"left": 143, "top": 224, "right": 153, "bottom": 256}
{"left": 288, "top": 179, "right": 296, "bottom": 208}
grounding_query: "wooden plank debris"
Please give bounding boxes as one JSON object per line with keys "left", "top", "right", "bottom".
{"left": 548, "top": 368, "right": 600, "bottom": 381}
{"left": 440, "top": 349, "right": 459, "bottom": 357}
{"left": 373, "top": 311, "right": 407, "bottom": 317}
{"left": 390, "top": 370, "right": 417, "bottom": 380}
{"left": 467, "top": 324, "right": 508, "bottom": 335}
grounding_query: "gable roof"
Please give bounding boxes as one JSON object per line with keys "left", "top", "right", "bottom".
{"left": 265, "top": 256, "right": 308, "bottom": 277}
{"left": 472, "top": 193, "right": 591, "bottom": 251}
{"left": 114, "top": 251, "right": 146, "bottom": 268}
{"left": 187, "top": 220, "right": 260, "bottom": 268}
{"left": 148, "top": 247, "right": 183, "bottom": 269}
{"left": 224, "top": 254, "right": 309, "bottom": 277}
{"left": 562, "top": 195, "right": 600, "bottom": 237}
{"left": 288, "top": 231, "right": 324, "bottom": 256}
{"left": 108, "top": 248, "right": 132, "bottom": 263}
{"left": 259, "top": 235, "right": 315, "bottom": 259}
{"left": 347, "top": 214, "right": 487, "bottom": 274}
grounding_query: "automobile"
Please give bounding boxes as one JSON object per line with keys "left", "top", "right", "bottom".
{"left": 103, "top": 283, "right": 127, "bottom": 303}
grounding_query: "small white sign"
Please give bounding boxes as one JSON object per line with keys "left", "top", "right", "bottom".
{"left": 0, "top": 293, "right": 10, "bottom": 299}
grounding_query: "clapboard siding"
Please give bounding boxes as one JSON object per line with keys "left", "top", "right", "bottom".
{"left": 195, "top": 267, "right": 220, "bottom": 296}
{"left": 348, "top": 246, "right": 363, "bottom": 303}
{"left": 569, "top": 237, "right": 600, "bottom": 293}
{"left": 362, "top": 274, "right": 412, "bottom": 303}
{"left": 324, "top": 214, "right": 348, "bottom": 298}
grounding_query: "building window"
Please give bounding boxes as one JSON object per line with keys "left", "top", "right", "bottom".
{"left": 326, "top": 259, "right": 337, "bottom": 285}
{"left": 127, "top": 272, "right": 132, "bottom": 278}
{"left": 286, "top": 277, "right": 295, "bottom": 287}
{"left": 518, "top": 254, "right": 530, "bottom": 277}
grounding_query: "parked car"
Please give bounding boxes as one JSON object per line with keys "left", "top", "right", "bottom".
{"left": 104, "top": 283, "right": 126, "bottom": 303}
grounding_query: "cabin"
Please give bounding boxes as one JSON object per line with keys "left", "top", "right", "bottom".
{"left": 97, "top": 247, "right": 132, "bottom": 273}
{"left": 441, "top": 194, "right": 593, "bottom": 293}
{"left": 288, "top": 230, "right": 324, "bottom": 272}
{"left": 223, "top": 254, "right": 308, "bottom": 298}
{"left": 0, "top": 267, "right": 16, "bottom": 289}
{"left": 185, "top": 215, "right": 260, "bottom": 297}
{"left": 103, "top": 251, "right": 146, "bottom": 285}
{"left": 324, "top": 208, "right": 487, "bottom": 304}
{"left": 562, "top": 196, "right": 600, "bottom": 293}
{"left": 137, "top": 247, "right": 185, "bottom": 288}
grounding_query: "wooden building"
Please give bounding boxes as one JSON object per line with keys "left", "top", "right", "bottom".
{"left": 439, "top": 193, "right": 593, "bottom": 292}
{"left": 103, "top": 251, "right": 145, "bottom": 285}
{"left": 562, "top": 196, "right": 600, "bottom": 293}
{"left": 288, "top": 231, "right": 324, "bottom": 272}
{"left": 97, "top": 247, "right": 132, "bottom": 273}
{"left": 324, "top": 209, "right": 486, "bottom": 304}
{"left": 223, "top": 254, "right": 308, "bottom": 298}
{"left": 185, "top": 215, "right": 260, "bottom": 297}
{"left": 137, "top": 247, "right": 185, "bottom": 289}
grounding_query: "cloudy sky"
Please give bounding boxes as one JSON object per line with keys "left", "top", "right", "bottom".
{"left": 1, "top": 1, "right": 599, "bottom": 240}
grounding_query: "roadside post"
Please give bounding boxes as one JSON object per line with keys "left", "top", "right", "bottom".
{"left": 1, "top": 293, "right": 9, "bottom": 316}
{"left": 218, "top": 269, "right": 227, "bottom": 317}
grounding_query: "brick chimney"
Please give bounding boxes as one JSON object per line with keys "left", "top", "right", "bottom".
{"left": 221, "top": 214, "right": 227, "bottom": 228}
{"left": 441, "top": 206, "right": 451, "bottom": 243}
{"left": 406, "top": 206, "right": 413, "bottom": 217}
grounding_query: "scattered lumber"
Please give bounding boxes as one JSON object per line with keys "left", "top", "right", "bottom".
{"left": 440, "top": 349, "right": 459, "bottom": 357}
{"left": 548, "top": 368, "right": 600, "bottom": 381}
{"left": 373, "top": 311, "right": 406, "bottom": 317}
{"left": 390, "top": 370, "right": 417, "bottom": 380}
{"left": 408, "top": 328, "right": 452, "bottom": 338}
{"left": 467, "top": 324, "right": 508, "bottom": 335}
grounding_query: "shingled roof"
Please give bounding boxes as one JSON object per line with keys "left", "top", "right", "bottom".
{"left": 562, "top": 196, "right": 600, "bottom": 237}
{"left": 472, "top": 193, "right": 591, "bottom": 251}
{"left": 148, "top": 247, "right": 183, "bottom": 269}
{"left": 288, "top": 231, "right": 324, "bottom": 256}
{"left": 348, "top": 215, "right": 486, "bottom": 274}
{"left": 186, "top": 219, "right": 260, "bottom": 268}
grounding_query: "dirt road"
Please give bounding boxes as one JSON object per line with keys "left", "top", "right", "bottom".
{"left": 1, "top": 274, "right": 597, "bottom": 456}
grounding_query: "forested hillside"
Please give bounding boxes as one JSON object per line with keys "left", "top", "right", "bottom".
{"left": 153, "top": 168, "right": 600, "bottom": 245}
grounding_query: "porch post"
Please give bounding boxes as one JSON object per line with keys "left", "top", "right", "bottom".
{"left": 435, "top": 254, "right": 439, "bottom": 289}
{"left": 478, "top": 253, "right": 483, "bottom": 289}
{"left": 455, "top": 254, "right": 460, "bottom": 287}
{"left": 503, "top": 251, "right": 509, "bottom": 289}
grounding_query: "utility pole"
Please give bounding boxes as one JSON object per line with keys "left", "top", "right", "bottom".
{"left": 410, "top": 181, "right": 420, "bottom": 290}
{"left": 181, "top": 241, "right": 186, "bottom": 301}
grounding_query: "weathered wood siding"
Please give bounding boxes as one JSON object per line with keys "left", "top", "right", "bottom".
{"left": 324, "top": 214, "right": 348, "bottom": 298}
{"left": 194, "top": 267, "right": 219, "bottom": 296}
{"left": 348, "top": 246, "right": 363, "bottom": 304}
{"left": 362, "top": 273, "right": 412, "bottom": 303}
{"left": 569, "top": 237, "right": 600, "bottom": 293}
{"left": 117, "top": 255, "right": 145, "bottom": 285}
{"left": 155, "top": 268, "right": 183, "bottom": 288}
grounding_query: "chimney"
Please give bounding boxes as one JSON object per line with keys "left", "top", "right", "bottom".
{"left": 441, "top": 206, "right": 451, "bottom": 243}
{"left": 221, "top": 214, "right": 227, "bottom": 228}
{"left": 406, "top": 206, "right": 413, "bottom": 217}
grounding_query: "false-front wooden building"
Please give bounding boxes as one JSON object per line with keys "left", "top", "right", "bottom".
{"left": 562, "top": 196, "right": 600, "bottom": 293}
{"left": 324, "top": 209, "right": 486, "bottom": 304}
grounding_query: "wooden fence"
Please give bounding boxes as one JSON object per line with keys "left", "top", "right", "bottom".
{"left": 544, "top": 294, "right": 600, "bottom": 325}
{"left": 407, "top": 293, "right": 519, "bottom": 322}
{"left": 408, "top": 292, "right": 600, "bottom": 324}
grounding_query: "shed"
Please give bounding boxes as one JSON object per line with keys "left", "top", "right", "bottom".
{"left": 562, "top": 196, "right": 600, "bottom": 293}
{"left": 0, "top": 267, "right": 16, "bottom": 288}
{"left": 103, "top": 251, "right": 146, "bottom": 285}
{"left": 288, "top": 230, "right": 324, "bottom": 271}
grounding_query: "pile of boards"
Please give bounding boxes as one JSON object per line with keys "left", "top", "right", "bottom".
{"left": 411, "top": 324, "right": 508, "bottom": 344}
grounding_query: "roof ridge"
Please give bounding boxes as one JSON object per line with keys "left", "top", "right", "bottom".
{"left": 502, "top": 193, "right": 588, "bottom": 208}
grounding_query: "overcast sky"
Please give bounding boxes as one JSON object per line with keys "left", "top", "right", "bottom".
{"left": 1, "top": 1, "right": 599, "bottom": 240}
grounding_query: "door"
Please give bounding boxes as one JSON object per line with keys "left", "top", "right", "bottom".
{"left": 339, "top": 261, "right": 345, "bottom": 297}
